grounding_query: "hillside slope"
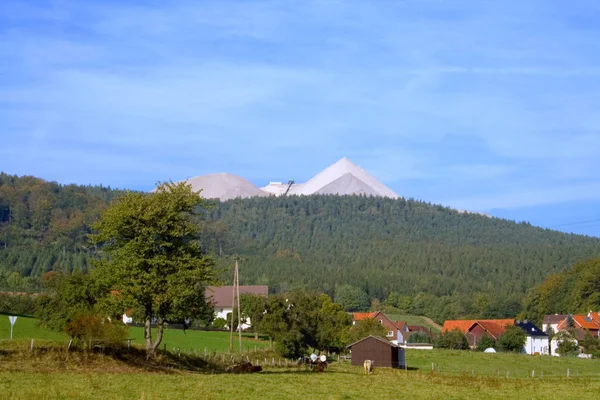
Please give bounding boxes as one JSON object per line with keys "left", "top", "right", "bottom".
{"left": 203, "top": 196, "right": 600, "bottom": 321}
{"left": 2, "top": 173, "right": 600, "bottom": 322}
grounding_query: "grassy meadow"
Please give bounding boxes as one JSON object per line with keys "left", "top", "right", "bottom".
{"left": 0, "top": 356, "right": 599, "bottom": 399}
{"left": 1, "top": 314, "right": 599, "bottom": 398}
{"left": 0, "top": 313, "right": 269, "bottom": 353}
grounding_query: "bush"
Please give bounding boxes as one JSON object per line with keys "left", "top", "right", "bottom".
{"left": 407, "top": 331, "right": 431, "bottom": 344}
{"left": 475, "top": 335, "right": 497, "bottom": 352}
{"left": 554, "top": 330, "right": 578, "bottom": 356}
{"left": 436, "top": 329, "right": 469, "bottom": 349}
{"left": 64, "top": 313, "right": 128, "bottom": 349}
{"left": 212, "top": 317, "right": 228, "bottom": 330}
{"left": 497, "top": 325, "right": 526, "bottom": 353}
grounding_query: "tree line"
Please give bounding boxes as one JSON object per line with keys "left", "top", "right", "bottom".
{"left": 2, "top": 173, "right": 600, "bottom": 323}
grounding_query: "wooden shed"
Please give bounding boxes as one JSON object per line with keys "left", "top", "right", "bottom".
{"left": 347, "top": 335, "right": 405, "bottom": 369}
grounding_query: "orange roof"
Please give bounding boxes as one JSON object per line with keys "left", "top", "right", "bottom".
{"left": 558, "top": 315, "right": 600, "bottom": 331}
{"left": 588, "top": 312, "right": 600, "bottom": 324}
{"left": 443, "top": 319, "right": 515, "bottom": 334}
{"left": 475, "top": 321, "right": 506, "bottom": 339}
{"left": 442, "top": 320, "right": 476, "bottom": 333}
{"left": 353, "top": 312, "right": 379, "bottom": 321}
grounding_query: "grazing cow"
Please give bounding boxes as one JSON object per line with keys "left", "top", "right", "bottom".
{"left": 363, "top": 360, "right": 373, "bottom": 374}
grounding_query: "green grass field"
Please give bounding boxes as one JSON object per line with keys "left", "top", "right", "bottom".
{"left": 407, "top": 349, "right": 600, "bottom": 379}
{"left": 0, "top": 339, "right": 599, "bottom": 399}
{"left": 0, "top": 313, "right": 67, "bottom": 341}
{"left": 127, "top": 326, "right": 269, "bottom": 353}
{"left": 0, "top": 313, "right": 268, "bottom": 352}
{"left": 0, "top": 362, "right": 599, "bottom": 399}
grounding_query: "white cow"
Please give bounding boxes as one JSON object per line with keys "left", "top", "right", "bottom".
{"left": 363, "top": 359, "right": 374, "bottom": 374}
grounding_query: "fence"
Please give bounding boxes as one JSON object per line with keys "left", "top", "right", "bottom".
{"left": 426, "top": 363, "right": 600, "bottom": 379}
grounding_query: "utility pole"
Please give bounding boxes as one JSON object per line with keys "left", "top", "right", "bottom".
{"left": 229, "top": 260, "right": 243, "bottom": 353}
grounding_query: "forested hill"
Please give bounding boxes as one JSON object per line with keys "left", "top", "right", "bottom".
{"left": 2, "top": 173, "right": 600, "bottom": 322}
{"left": 0, "top": 173, "right": 125, "bottom": 290}
{"left": 203, "top": 196, "right": 600, "bottom": 321}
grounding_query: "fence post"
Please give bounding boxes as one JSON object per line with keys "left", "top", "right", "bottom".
{"left": 567, "top": 368, "right": 570, "bottom": 378}
{"left": 432, "top": 363, "right": 434, "bottom": 371}
{"left": 67, "top": 339, "right": 73, "bottom": 351}
{"left": 30, "top": 339, "right": 34, "bottom": 352}
{"left": 506, "top": 371, "right": 509, "bottom": 379}
{"left": 531, "top": 370, "right": 534, "bottom": 378}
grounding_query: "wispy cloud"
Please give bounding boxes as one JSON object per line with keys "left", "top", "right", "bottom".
{"left": 1, "top": 0, "right": 599, "bottom": 234}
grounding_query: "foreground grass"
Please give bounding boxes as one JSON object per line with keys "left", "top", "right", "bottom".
{"left": 0, "top": 342, "right": 599, "bottom": 399}
{"left": 0, "top": 364, "right": 599, "bottom": 399}
{"left": 407, "top": 349, "right": 600, "bottom": 379}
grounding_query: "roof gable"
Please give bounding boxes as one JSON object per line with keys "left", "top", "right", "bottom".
{"left": 205, "top": 285, "right": 268, "bottom": 307}
{"left": 347, "top": 335, "right": 398, "bottom": 349}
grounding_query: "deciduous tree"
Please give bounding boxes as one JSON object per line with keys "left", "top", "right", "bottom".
{"left": 91, "top": 182, "right": 215, "bottom": 358}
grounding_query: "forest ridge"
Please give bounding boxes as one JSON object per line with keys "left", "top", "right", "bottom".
{"left": 1, "top": 172, "right": 599, "bottom": 323}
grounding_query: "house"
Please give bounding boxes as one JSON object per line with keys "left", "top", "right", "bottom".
{"left": 442, "top": 319, "right": 515, "bottom": 348}
{"left": 347, "top": 335, "right": 406, "bottom": 369}
{"left": 205, "top": 285, "right": 268, "bottom": 329}
{"left": 515, "top": 320, "right": 549, "bottom": 355}
{"left": 556, "top": 314, "right": 600, "bottom": 337}
{"left": 352, "top": 311, "right": 411, "bottom": 344}
{"left": 542, "top": 314, "right": 568, "bottom": 334}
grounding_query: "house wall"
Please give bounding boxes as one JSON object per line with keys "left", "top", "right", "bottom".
{"left": 350, "top": 338, "right": 397, "bottom": 368}
{"left": 522, "top": 336, "right": 549, "bottom": 355}
{"left": 467, "top": 324, "right": 487, "bottom": 347}
{"left": 214, "top": 307, "right": 251, "bottom": 330}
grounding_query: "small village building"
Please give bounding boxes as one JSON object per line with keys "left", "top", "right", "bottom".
{"left": 542, "top": 314, "right": 568, "bottom": 334}
{"left": 516, "top": 320, "right": 549, "bottom": 355}
{"left": 352, "top": 312, "right": 428, "bottom": 345}
{"left": 352, "top": 312, "right": 398, "bottom": 342}
{"left": 205, "top": 285, "right": 268, "bottom": 329}
{"left": 442, "top": 319, "right": 514, "bottom": 348}
{"left": 347, "top": 335, "right": 406, "bottom": 369}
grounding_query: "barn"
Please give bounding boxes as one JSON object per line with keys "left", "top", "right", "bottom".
{"left": 347, "top": 335, "right": 405, "bottom": 369}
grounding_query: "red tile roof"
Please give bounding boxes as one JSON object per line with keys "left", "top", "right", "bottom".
{"left": 352, "top": 312, "right": 379, "bottom": 321}
{"left": 442, "top": 320, "right": 477, "bottom": 333}
{"left": 557, "top": 315, "right": 600, "bottom": 331}
{"left": 205, "top": 285, "right": 268, "bottom": 308}
{"left": 394, "top": 321, "right": 407, "bottom": 331}
{"left": 443, "top": 319, "right": 515, "bottom": 336}
{"left": 475, "top": 321, "right": 506, "bottom": 339}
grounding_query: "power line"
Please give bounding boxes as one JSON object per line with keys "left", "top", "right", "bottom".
{"left": 547, "top": 218, "right": 600, "bottom": 228}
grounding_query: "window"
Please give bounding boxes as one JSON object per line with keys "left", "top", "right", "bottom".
{"left": 387, "top": 331, "right": 394, "bottom": 337}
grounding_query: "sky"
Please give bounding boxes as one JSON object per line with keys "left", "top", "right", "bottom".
{"left": 1, "top": 0, "right": 599, "bottom": 237}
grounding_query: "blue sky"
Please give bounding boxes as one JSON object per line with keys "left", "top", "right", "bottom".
{"left": 1, "top": 0, "right": 599, "bottom": 237}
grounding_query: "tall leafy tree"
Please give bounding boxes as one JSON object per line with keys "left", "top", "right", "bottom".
{"left": 91, "top": 182, "right": 215, "bottom": 357}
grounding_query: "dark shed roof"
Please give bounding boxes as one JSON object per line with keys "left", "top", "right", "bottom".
{"left": 516, "top": 321, "right": 548, "bottom": 337}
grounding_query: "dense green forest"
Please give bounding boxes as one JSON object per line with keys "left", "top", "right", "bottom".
{"left": 523, "top": 257, "right": 600, "bottom": 324}
{"left": 202, "top": 196, "right": 600, "bottom": 322}
{"left": 0, "top": 173, "right": 125, "bottom": 291}
{"left": 1, "top": 173, "right": 599, "bottom": 322}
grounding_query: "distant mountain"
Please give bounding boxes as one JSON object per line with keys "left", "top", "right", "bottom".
{"left": 268, "top": 157, "right": 400, "bottom": 198}
{"left": 177, "top": 158, "right": 399, "bottom": 201}
{"left": 176, "top": 173, "right": 268, "bottom": 201}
